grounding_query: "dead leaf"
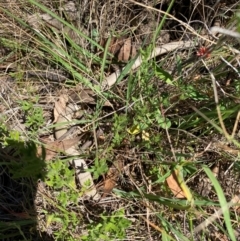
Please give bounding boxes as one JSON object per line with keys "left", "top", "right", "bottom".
{"left": 211, "top": 163, "right": 219, "bottom": 177}
{"left": 166, "top": 170, "right": 186, "bottom": 199}
{"left": 100, "top": 37, "right": 123, "bottom": 57}
{"left": 213, "top": 142, "right": 239, "bottom": 155}
{"left": 102, "top": 158, "right": 124, "bottom": 198}
{"left": 102, "top": 179, "right": 116, "bottom": 198}
{"left": 37, "top": 137, "right": 80, "bottom": 161}
{"left": 231, "top": 195, "right": 240, "bottom": 214}
{"left": 118, "top": 38, "right": 135, "bottom": 62}
{"left": 69, "top": 86, "right": 113, "bottom": 107}
{"left": 69, "top": 87, "right": 96, "bottom": 104}
{"left": 53, "top": 94, "right": 68, "bottom": 123}
{"left": 101, "top": 37, "right": 136, "bottom": 62}
{"left": 109, "top": 37, "right": 124, "bottom": 56}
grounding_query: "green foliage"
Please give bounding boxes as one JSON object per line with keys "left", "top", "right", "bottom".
{"left": 131, "top": 95, "right": 171, "bottom": 131}
{"left": 88, "top": 157, "right": 108, "bottom": 180}
{"left": 45, "top": 160, "right": 76, "bottom": 190}
{"left": 0, "top": 126, "right": 20, "bottom": 147}
{"left": 180, "top": 84, "right": 209, "bottom": 101}
{"left": 112, "top": 113, "right": 128, "bottom": 146}
{"left": 46, "top": 210, "right": 80, "bottom": 241}
{"left": 155, "top": 66, "right": 173, "bottom": 85}
{"left": 81, "top": 209, "right": 131, "bottom": 241}
{"left": 44, "top": 160, "right": 81, "bottom": 239}
{"left": 19, "top": 98, "right": 44, "bottom": 134}
{"left": 7, "top": 140, "right": 45, "bottom": 180}
{"left": 203, "top": 166, "right": 236, "bottom": 241}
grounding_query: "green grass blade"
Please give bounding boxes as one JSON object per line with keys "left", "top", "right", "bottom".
{"left": 100, "top": 37, "right": 112, "bottom": 83}
{"left": 203, "top": 166, "right": 236, "bottom": 241}
{"left": 152, "top": 0, "right": 175, "bottom": 44}
{"left": 27, "top": 0, "right": 103, "bottom": 51}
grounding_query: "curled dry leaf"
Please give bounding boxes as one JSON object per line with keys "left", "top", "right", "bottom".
{"left": 70, "top": 88, "right": 96, "bottom": 104}
{"left": 118, "top": 38, "right": 136, "bottom": 62}
{"left": 69, "top": 86, "right": 113, "bottom": 107}
{"left": 28, "top": 2, "right": 78, "bottom": 30}
{"left": 166, "top": 170, "right": 186, "bottom": 199}
{"left": 213, "top": 142, "right": 239, "bottom": 156}
{"left": 101, "top": 37, "right": 137, "bottom": 62}
{"left": 27, "top": 13, "right": 63, "bottom": 30}
{"left": 109, "top": 37, "right": 124, "bottom": 56}
{"left": 53, "top": 94, "right": 68, "bottom": 123}
{"left": 166, "top": 166, "right": 193, "bottom": 203}
{"left": 102, "top": 158, "right": 124, "bottom": 199}
{"left": 37, "top": 137, "right": 81, "bottom": 161}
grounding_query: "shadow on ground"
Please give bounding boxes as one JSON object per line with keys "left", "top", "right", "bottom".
{"left": 0, "top": 138, "right": 53, "bottom": 241}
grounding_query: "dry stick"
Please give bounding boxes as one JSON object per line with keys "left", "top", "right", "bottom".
{"left": 231, "top": 111, "right": 240, "bottom": 138}
{"left": 194, "top": 195, "right": 240, "bottom": 235}
{"left": 102, "top": 41, "right": 195, "bottom": 89}
{"left": 139, "top": 215, "right": 164, "bottom": 233}
{"left": 201, "top": 59, "right": 230, "bottom": 138}
{"left": 161, "top": 104, "right": 178, "bottom": 163}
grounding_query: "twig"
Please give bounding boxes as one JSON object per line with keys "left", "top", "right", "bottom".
{"left": 232, "top": 111, "right": 240, "bottom": 138}
{"left": 201, "top": 59, "right": 229, "bottom": 138}
{"left": 101, "top": 41, "right": 195, "bottom": 89}
{"left": 194, "top": 195, "right": 240, "bottom": 235}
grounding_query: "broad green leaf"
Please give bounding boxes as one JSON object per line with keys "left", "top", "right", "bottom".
{"left": 155, "top": 66, "right": 173, "bottom": 85}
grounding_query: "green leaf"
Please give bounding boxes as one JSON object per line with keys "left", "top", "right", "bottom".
{"left": 162, "top": 231, "right": 171, "bottom": 241}
{"left": 156, "top": 115, "right": 171, "bottom": 129}
{"left": 155, "top": 66, "right": 173, "bottom": 85}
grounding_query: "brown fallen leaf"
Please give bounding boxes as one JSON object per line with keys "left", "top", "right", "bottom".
{"left": 100, "top": 37, "right": 123, "bottom": 56}
{"left": 102, "top": 158, "right": 124, "bottom": 199}
{"left": 166, "top": 170, "right": 186, "bottom": 199}
{"left": 37, "top": 137, "right": 80, "bottom": 161}
{"left": 102, "top": 179, "right": 116, "bottom": 199}
{"left": 118, "top": 38, "right": 136, "bottom": 62}
{"left": 231, "top": 195, "right": 240, "bottom": 214}
{"left": 53, "top": 94, "right": 68, "bottom": 123}
{"left": 77, "top": 89, "right": 95, "bottom": 103}
{"left": 68, "top": 86, "right": 113, "bottom": 107}
{"left": 69, "top": 87, "right": 96, "bottom": 104}
{"left": 109, "top": 37, "right": 124, "bottom": 56}
{"left": 100, "top": 37, "right": 137, "bottom": 62}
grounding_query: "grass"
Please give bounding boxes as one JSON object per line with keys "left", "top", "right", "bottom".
{"left": 1, "top": 0, "right": 240, "bottom": 240}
